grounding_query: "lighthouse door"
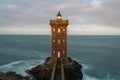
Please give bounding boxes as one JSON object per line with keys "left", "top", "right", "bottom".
{"left": 57, "top": 52, "right": 61, "bottom": 58}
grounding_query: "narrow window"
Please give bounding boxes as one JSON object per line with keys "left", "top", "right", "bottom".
{"left": 63, "top": 39, "right": 65, "bottom": 43}
{"left": 58, "top": 29, "right": 61, "bottom": 33}
{"left": 57, "top": 52, "right": 61, "bottom": 58}
{"left": 63, "top": 50, "right": 65, "bottom": 54}
{"left": 57, "top": 39, "right": 61, "bottom": 44}
{"left": 53, "top": 39, "right": 55, "bottom": 43}
{"left": 53, "top": 50, "right": 55, "bottom": 54}
{"left": 63, "top": 28, "right": 65, "bottom": 32}
{"left": 53, "top": 28, "right": 55, "bottom": 31}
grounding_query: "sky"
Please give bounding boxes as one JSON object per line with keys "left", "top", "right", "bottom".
{"left": 0, "top": 0, "right": 120, "bottom": 35}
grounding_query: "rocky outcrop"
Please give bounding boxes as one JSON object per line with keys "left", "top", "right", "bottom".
{"left": 26, "top": 57, "right": 83, "bottom": 80}
{"left": 64, "top": 60, "right": 83, "bottom": 80}
{"left": 0, "top": 71, "right": 29, "bottom": 80}
{"left": 26, "top": 63, "right": 52, "bottom": 80}
{"left": 0, "top": 57, "right": 83, "bottom": 80}
{"left": 26, "top": 57, "right": 53, "bottom": 80}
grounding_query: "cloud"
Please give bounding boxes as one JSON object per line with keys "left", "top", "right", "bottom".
{"left": 0, "top": 27, "right": 50, "bottom": 35}
{"left": 0, "top": 0, "right": 120, "bottom": 35}
{"left": 68, "top": 25, "right": 120, "bottom": 35}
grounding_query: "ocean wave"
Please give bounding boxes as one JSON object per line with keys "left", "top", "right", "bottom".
{"left": 75, "top": 59, "right": 117, "bottom": 80}
{"left": 0, "top": 59, "right": 117, "bottom": 80}
{"left": 82, "top": 64, "right": 116, "bottom": 80}
{"left": 0, "top": 59, "right": 45, "bottom": 76}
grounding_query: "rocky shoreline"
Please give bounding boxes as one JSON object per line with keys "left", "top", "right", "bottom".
{"left": 0, "top": 71, "right": 29, "bottom": 80}
{"left": 26, "top": 57, "right": 83, "bottom": 80}
{"left": 0, "top": 57, "right": 83, "bottom": 80}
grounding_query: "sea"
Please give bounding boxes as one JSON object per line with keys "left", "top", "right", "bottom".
{"left": 0, "top": 35, "right": 120, "bottom": 80}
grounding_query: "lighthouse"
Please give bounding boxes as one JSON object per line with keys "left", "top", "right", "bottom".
{"left": 50, "top": 12, "right": 69, "bottom": 64}
{"left": 27, "top": 12, "right": 83, "bottom": 80}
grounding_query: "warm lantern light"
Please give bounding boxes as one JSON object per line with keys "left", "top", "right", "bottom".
{"left": 57, "top": 16, "right": 61, "bottom": 19}
{"left": 58, "top": 29, "right": 61, "bottom": 33}
{"left": 57, "top": 11, "right": 62, "bottom": 19}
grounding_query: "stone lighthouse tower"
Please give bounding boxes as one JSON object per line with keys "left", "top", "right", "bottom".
{"left": 27, "top": 12, "right": 83, "bottom": 80}
{"left": 50, "top": 12, "right": 69, "bottom": 64}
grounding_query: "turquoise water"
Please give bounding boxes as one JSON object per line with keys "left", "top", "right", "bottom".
{"left": 0, "top": 35, "right": 120, "bottom": 80}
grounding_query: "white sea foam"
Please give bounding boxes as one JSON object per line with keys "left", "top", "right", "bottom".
{"left": 0, "top": 59, "right": 116, "bottom": 80}
{"left": 0, "top": 59, "right": 44, "bottom": 76}
{"left": 82, "top": 64, "right": 116, "bottom": 80}
{"left": 82, "top": 64, "right": 99, "bottom": 80}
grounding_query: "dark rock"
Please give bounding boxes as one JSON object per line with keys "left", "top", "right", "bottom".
{"left": 0, "top": 57, "right": 83, "bottom": 80}
{"left": 0, "top": 71, "right": 29, "bottom": 80}
{"left": 26, "top": 63, "right": 52, "bottom": 80}
{"left": 26, "top": 57, "right": 83, "bottom": 80}
{"left": 64, "top": 60, "right": 83, "bottom": 80}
